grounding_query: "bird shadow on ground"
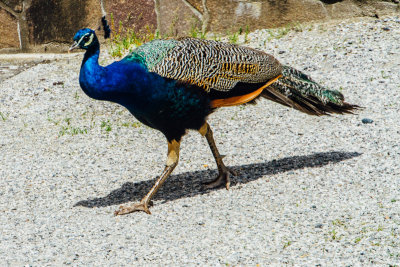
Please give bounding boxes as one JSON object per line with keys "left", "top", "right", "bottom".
{"left": 74, "top": 151, "right": 361, "bottom": 208}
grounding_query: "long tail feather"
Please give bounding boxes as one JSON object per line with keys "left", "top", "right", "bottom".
{"left": 262, "top": 65, "right": 360, "bottom": 115}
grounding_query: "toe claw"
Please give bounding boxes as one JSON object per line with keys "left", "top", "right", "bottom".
{"left": 114, "top": 202, "right": 151, "bottom": 216}
{"left": 204, "top": 167, "right": 235, "bottom": 190}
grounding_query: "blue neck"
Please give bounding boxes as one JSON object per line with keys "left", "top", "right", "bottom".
{"left": 79, "top": 46, "right": 106, "bottom": 100}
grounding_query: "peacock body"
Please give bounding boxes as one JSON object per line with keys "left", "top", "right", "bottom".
{"left": 70, "top": 26, "right": 358, "bottom": 215}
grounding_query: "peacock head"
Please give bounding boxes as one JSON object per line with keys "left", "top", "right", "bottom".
{"left": 69, "top": 28, "right": 99, "bottom": 51}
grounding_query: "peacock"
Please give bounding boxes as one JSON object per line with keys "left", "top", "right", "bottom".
{"left": 70, "top": 18, "right": 358, "bottom": 215}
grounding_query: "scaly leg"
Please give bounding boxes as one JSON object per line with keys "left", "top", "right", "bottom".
{"left": 199, "top": 123, "right": 237, "bottom": 190}
{"left": 114, "top": 140, "right": 180, "bottom": 215}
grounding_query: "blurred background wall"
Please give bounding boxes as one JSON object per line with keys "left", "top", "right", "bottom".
{"left": 0, "top": 0, "right": 398, "bottom": 53}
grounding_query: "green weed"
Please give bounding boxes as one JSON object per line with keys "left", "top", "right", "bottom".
{"left": 381, "top": 70, "right": 389, "bottom": 79}
{"left": 283, "top": 241, "right": 292, "bottom": 249}
{"left": 59, "top": 126, "right": 88, "bottom": 136}
{"left": 331, "top": 229, "right": 337, "bottom": 240}
{"left": 101, "top": 120, "right": 112, "bottom": 132}
{"left": 332, "top": 219, "right": 345, "bottom": 227}
{"left": 121, "top": 121, "right": 142, "bottom": 128}
{"left": 228, "top": 32, "right": 239, "bottom": 44}
{"left": 266, "top": 22, "right": 302, "bottom": 41}
{"left": 190, "top": 21, "right": 206, "bottom": 39}
{"left": 56, "top": 117, "right": 89, "bottom": 137}
{"left": 108, "top": 13, "right": 159, "bottom": 58}
{"left": 47, "top": 117, "right": 60, "bottom": 125}
{"left": 244, "top": 25, "right": 250, "bottom": 43}
{"left": 0, "top": 111, "right": 7, "bottom": 121}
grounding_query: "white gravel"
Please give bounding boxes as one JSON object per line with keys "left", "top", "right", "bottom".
{"left": 1, "top": 16, "right": 400, "bottom": 266}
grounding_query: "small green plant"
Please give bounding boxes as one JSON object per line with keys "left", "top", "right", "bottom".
{"left": 266, "top": 23, "right": 301, "bottom": 41}
{"left": 190, "top": 22, "right": 206, "bottom": 39}
{"left": 228, "top": 32, "right": 239, "bottom": 44}
{"left": 237, "top": 25, "right": 251, "bottom": 43}
{"left": 132, "top": 122, "right": 141, "bottom": 128}
{"left": 47, "top": 117, "right": 60, "bottom": 125}
{"left": 332, "top": 219, "right": 345, "bottom": 227}
{"left": 59, "top": 126, "right": 88, "bottom": 136}
{"left": 283, "top": 241, "right": 292, "bottom": 249}
{"left": 355, "top": 237, "right": 362, "bottom": 243}
{"left": 121, "top": 121, "right": 141, "bottom": 128}
{"left": 64, "top": 117, "right": 71, "bottom": 125}
{"left": 0, "top": 111, "right": 7, "bottom": 121}
{"left": 101, "top": 120, "right": 112, "bottom": 132}
{"left": 108, "top": 13, "right": 159, "bottom": 58}
{"left": 211, "top": 34, "right": 221, "bottom": 42}
{"left": 331, "top": 229, "right": 337, "bottom": 240}
{"left": 381, "top": 70, "right": 389, "bottom": 79}
{"left": 57, "top": 117, "right": 89, "bottom": 137}
{"left": 244, "top": 25, "right": 250, "bottom": 43}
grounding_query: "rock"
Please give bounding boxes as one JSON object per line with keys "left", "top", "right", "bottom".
{"left": 362, "top": 118, "right": 374, "bottom": 124}
{"left": 315, "top": 223, "right": 323, "bottom": 228}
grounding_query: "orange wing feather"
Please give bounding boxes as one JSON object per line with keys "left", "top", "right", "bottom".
{"left": 210, "top": 75, "right": 282, "bottom": 108}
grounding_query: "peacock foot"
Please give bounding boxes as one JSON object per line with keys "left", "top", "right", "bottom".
{"left": 114, "top": 201, "right": 152, "bottom": 216}
{"left": 204, "top": 166, "right": 237, "bottom": 190}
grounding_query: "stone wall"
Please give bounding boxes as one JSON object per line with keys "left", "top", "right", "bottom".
{"left": 0, "top": 0, "right": 398, "bottom": 52}
{"left": 0, "top": 6, "right": 19, "bottom": 49}
{"left": 162, "top": 0, "right": 399, "bottom": 35}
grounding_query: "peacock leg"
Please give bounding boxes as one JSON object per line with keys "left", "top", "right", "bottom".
{"left": 114, "top": 140, "right": 180, "bottom": 215}
{"left": 199, "top": 123, "right": 237, "bottom": 190}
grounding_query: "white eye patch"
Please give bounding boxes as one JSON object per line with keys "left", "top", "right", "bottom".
{"left": 84, "top": 34, "right": 94, "bottom": 46}
{"left": 77, "top": 33, "right": 94, "bottom": 47}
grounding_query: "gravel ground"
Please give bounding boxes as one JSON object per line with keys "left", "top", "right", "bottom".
{"left": 1, "top": 16, "right": 400, "bottom": 266}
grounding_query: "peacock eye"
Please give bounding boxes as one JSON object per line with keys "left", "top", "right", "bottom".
{"left": 84, "top": 35, "right": 90, "bottom": 41}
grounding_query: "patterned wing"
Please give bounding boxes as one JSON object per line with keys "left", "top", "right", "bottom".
{"left": 122, "top": 39, "right": 180, "bottom": 69}
{"left": 150, "top": 37, "right": 282, "bottom": 92}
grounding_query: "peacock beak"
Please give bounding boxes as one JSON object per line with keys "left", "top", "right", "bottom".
{"left": 68, "top": 41, "right": 79, "bottom": 52}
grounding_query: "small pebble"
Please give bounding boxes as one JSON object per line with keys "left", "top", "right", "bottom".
{"left": 362, "top": 118, "right": 374, "bottom": 124}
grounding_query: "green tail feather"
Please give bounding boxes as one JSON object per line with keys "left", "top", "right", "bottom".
{"left": 262, "top": 65, "right": 359, "bottom": 116}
